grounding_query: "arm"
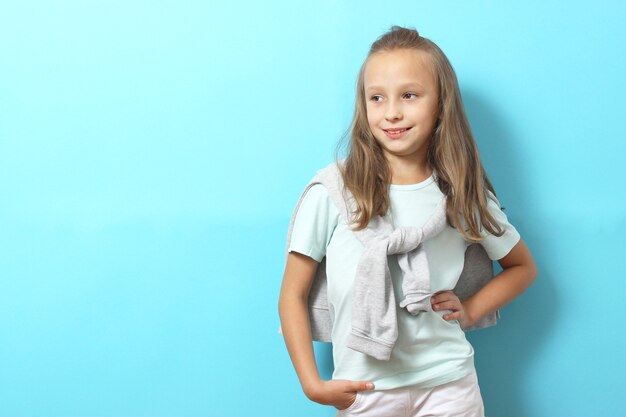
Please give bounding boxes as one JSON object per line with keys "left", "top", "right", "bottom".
{"left": 278, "top": 251, "right": 323, "bottom": 396}
{"left": 278, "top": 251, "right": 374, "bottom": 409}
{"left": 432, "top": 239, "right": 538, "bottom": 328}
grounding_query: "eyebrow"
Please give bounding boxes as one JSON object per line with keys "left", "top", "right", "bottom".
{"left": 365, "top": 82, "right": 424, "bottom": 92}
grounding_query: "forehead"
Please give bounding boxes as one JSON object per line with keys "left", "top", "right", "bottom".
{"left": 363, "top": 48, "right": 436, "bottom": 89}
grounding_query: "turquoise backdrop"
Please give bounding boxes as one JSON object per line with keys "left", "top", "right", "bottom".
{"left": 1, "top": 1, "right": 624, "bottom": 416}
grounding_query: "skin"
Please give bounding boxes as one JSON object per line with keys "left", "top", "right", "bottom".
{"left": 278, "top": 252, "right": 371, "bottom": 410}
{"left": 365, "top": 48, "right": 440, "bottom": 184}
{"left": 278, "top": 47, "right": 537, "bottom": 411}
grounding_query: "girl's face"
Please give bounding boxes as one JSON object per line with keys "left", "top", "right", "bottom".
{"left": 364, "top": 48, "right": 439, "bottom": 168}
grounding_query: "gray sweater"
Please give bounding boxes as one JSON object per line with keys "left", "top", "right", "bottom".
{"left": 282, "top": 162, "right": 498, "bottom": 361}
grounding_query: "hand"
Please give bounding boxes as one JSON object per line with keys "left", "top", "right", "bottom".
{"left": 305, "top": 379, "right": 375, "bottom": 410}
{"left": 430, "top": 290, "right": 474, "bottom": 329}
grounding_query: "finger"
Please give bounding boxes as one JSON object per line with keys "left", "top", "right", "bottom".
{"left": 444, "top": 311, "right": 462, "bottom": 321}
{"left": 431, "top": 292, "right": 457, "bottom": 303}
{"left": 432, "top": 300, "right": 460, "bottom": 311}
{"left": 433, "top": 290, "right": 455, "bottom": 298}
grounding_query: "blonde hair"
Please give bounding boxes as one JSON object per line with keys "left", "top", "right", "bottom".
{"left": 335, "top": 25, "right": 504, "bottom": 241}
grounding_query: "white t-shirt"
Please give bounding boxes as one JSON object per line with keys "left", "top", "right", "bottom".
{"left": 288, "top": 175, "right": 521, "bottom": 390}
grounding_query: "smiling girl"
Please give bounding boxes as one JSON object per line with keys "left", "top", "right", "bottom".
{"left": 278, "top": 26, "right": 537, "bottom": 417}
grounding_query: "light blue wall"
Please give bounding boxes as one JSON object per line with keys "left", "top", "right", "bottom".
{"left": 1, "top": 1, "right": 624, "bottom": 416}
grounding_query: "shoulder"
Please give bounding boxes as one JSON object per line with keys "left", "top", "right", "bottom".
{"left": 289, "top": 178, "right": 340, "bottom": 260}
{"left": 478, "top": 194, "right": 521, "bottom": 260}
{"left": 301, "top": 161, "right": 346, "bottom": 211}
{"left": 483, "top": 193, "right": 510, "bottom": 225}
{"left": 302, "top": 183, "right": 330, "bottom": 201}
{"left": 297, "top": 181, "right": 339, "bottom": 220}
{"left": 312, "top": 160, "right": 344, "bottom": 184}
{"left": 302, "top": 161, "right": 339, "bottom": 198}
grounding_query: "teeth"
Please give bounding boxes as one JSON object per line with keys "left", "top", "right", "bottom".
{"left": 387, "top": 129, "right": 407, "bottom": 133}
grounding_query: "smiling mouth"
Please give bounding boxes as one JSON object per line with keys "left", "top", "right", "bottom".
{"left": 383, "top": 127, "right": 412, "bottom": 139}
{"left": 384, "top": 127, "right": 411, "bottom": 133}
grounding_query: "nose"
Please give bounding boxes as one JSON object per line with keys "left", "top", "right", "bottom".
{"left": 385, "top": 99, "right": 402, "bottom": 121}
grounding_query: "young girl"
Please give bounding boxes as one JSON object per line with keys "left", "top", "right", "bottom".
{"left": 278, "top": 26, "right": 537, "bottom": 417}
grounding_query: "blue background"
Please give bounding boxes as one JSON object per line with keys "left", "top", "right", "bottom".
{"left": 1, "top": 1, "right": 624, "bottom": 416}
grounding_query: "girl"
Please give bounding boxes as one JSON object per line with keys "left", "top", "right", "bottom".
{"left": 278, "top": 26, "right": 537, "bottom": 417}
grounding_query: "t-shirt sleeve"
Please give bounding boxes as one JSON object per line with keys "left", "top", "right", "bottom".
{"left": 288, "top": 183, "right": 339, "bottom": 263}
{"left": 478, "top": 197, "right": 521, "bottom": 260}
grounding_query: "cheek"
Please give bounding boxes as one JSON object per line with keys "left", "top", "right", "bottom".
{"left": 416, "top": 106, "right": 439, "bottom": 127}
{"left": 365, "top": 108, "right": 378, "bottom": 126}
{"left": 424, "top": 112, "right": 439, "bottom": 129}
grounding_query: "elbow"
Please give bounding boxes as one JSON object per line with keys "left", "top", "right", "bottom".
{"left": 526, "top": 259, "right": 539, "bottom": 287}
{"left": 277, "top": 288, "right": 305, "bottom": 318}
{"left": 278, "top": 290, "right": 288, "bottom": 318}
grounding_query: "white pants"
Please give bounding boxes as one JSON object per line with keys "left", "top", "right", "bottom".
{"left": 335, "top": 371, "right": 485, "bottom": 417}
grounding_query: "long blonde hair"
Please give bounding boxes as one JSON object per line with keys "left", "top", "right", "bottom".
{"left": 335, "top": 25, "right": 504, "bottom": 241}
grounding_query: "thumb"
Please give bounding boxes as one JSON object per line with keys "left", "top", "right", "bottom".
{"left": 351, "top": 381, "right": 375, "bottom": 391}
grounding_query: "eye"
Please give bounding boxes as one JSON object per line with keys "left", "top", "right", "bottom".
{"left": 369, "top": 95, "right": 383, "bottom": 102}
{"left": 403, "top": 92, "right": 418, "bottom": 99}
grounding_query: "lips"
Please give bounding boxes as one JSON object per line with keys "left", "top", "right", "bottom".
{"left": 384, "top": 127, "right": 411, "bottom": 133}
{"left": 383, "top": 127, "right": 412, "bottom": 139}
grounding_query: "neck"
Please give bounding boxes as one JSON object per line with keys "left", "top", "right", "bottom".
{"left": 387, "top": 155, "right": 432, "bottom": 185}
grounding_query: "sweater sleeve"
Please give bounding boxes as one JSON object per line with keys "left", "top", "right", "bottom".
{"left": 288, "top": 183, "right": 339, "bottom": 263}
{"left": 478, "top": 197, "right": 521, "bottom": 261}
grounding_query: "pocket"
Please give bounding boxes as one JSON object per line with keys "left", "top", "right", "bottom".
{"left": 339, "top": 391, "right": 362, "bottom": 413}
{"left": 434, "top": 309, "right": 460, "bottom": 327}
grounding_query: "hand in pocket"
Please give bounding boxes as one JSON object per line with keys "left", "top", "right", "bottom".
{"left": 306, "top": 379, "right": 374, "bottom": 410}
